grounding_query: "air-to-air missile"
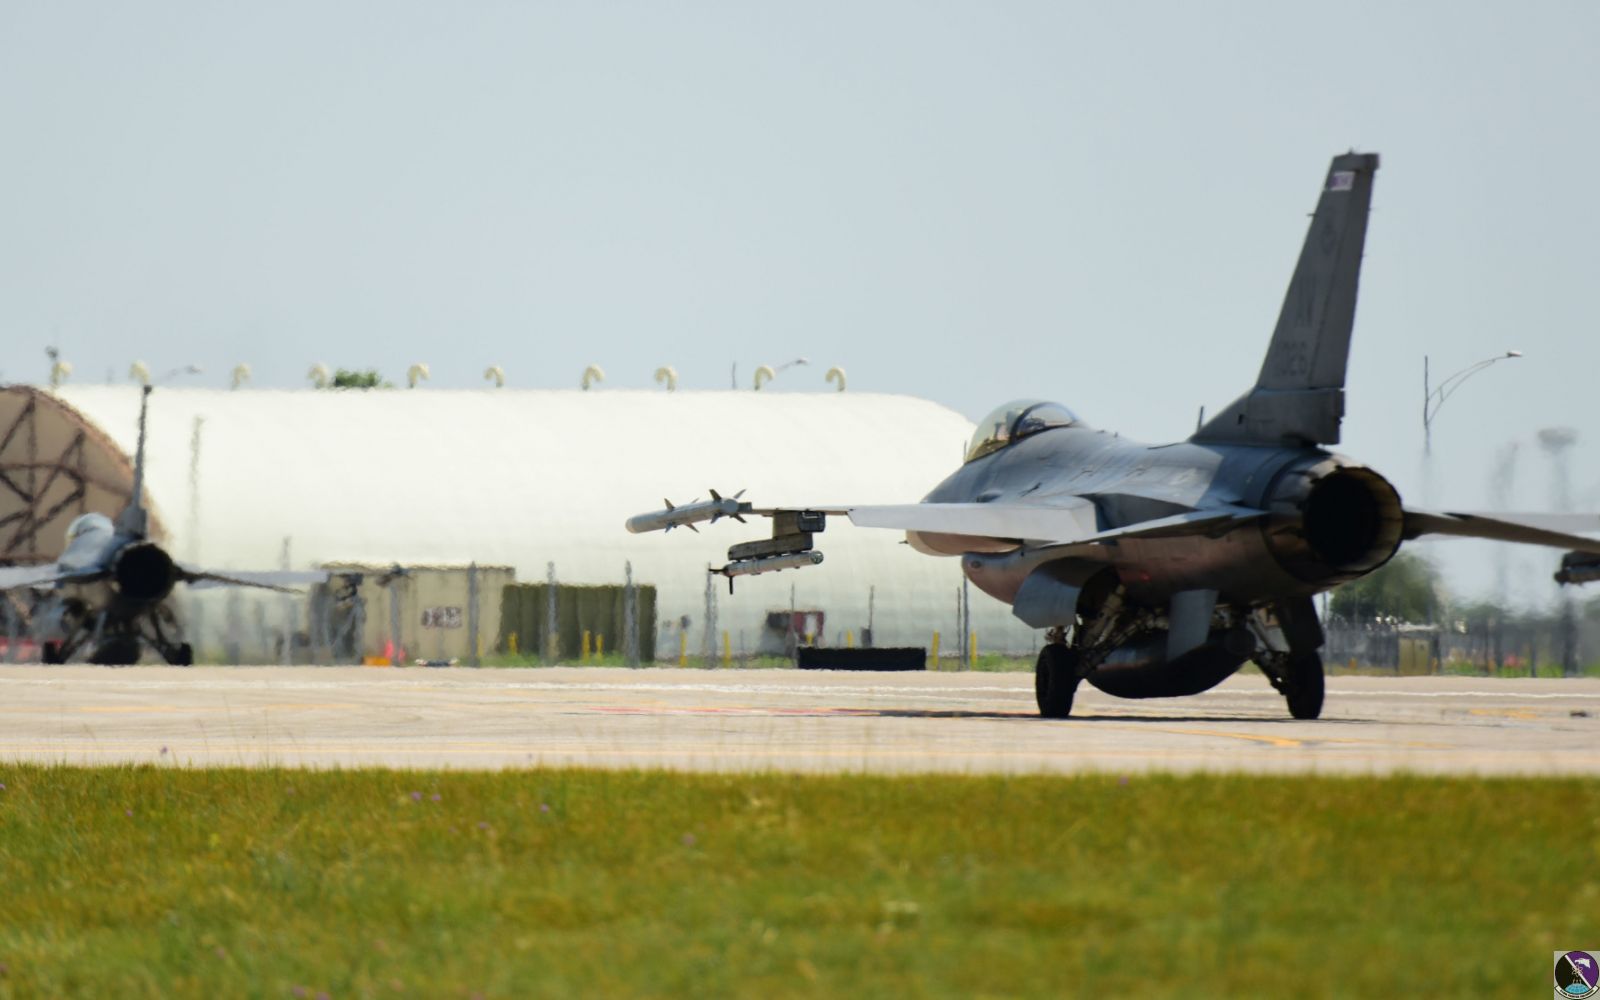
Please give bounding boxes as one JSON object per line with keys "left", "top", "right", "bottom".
{"left": 625, "top": 490, "right": 749, "bottom": 534}
{"left": 1556, "top": 550, "right": 1600, "bottom": 586}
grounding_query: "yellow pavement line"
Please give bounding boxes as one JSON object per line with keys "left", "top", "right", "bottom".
{"left": 1145, "top": 727, "right": 1302, "bottom": 748}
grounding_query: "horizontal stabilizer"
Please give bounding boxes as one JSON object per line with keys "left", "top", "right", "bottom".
{"left": 180, "top": 567, "right": 333, "bottom": 592}
{"left": 0, "top": 563, "right": 105, "bottom": 590}
{"left": 1403, "top": 509, "right": 1600, "bottom": 555}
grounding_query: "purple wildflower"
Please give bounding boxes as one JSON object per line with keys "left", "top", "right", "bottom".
{"left": 539, "top": 803, "right": 550, "bottom": 813}
{"left": 430, "top": 793, "right": 440, "bottom": 802}
{"left": 477, "top": 821, "right": 490, "bottom": 831}
{"left": 1118, "top": 775, "right": 1130, "bottom": 786}
{"left": 291, "top": 986, "right": 308, "bottom": 998}
{"left": 681, "top": 833, "right": 696, "bottom": 847}
{"left": 125, "top": 808, "right": 133, "bottom": 817}
{"left": 410, "top": 791, "right": 422, "bottom": 802}
{"left": 159, "top": 746, "right": 168, "bottom": 756}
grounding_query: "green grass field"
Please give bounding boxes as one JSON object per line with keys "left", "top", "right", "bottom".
{"left": 0, "top": 767, "right": 1593, "bottom": 998}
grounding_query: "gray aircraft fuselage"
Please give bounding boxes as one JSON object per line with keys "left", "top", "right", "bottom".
{"left": 917, "top": 428, "right": 1401, "bottom": 612}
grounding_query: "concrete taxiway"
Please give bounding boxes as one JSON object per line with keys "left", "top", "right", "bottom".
{"left": 0, "top": 665, "right": 1596, "bottom": 774}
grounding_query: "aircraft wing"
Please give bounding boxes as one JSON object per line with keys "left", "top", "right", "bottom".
{"left": 844, "top": 502, "right": 1262, "bottom": 545}
{"left": 0, "top": 563, "right": 106, "bottom": 590}
{"left": 179, "top": 567, "right": 333, "bottom": 593}
{"left": 843, "top": 501, "right": 1100, "bottom": 543}
{"left": 1403, "top": 509, "right": 1600, "bottom": 555}
{"left": 628, "top": 491, "right": 1266, "bottom": 585}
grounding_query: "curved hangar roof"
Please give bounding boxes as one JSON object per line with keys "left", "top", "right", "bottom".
{"left": 0, "top": 385, "right": 164, "bottom": 565}
{"left": 47, "top": 386, "right": 1032, "bottom": 649}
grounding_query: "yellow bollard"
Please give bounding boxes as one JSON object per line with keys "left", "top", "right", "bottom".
{"left": 805, "top": 632, "right": 815, "bottom": 647}
{"left": 969, "top": 632, "right": 978, "bottom": 667}
{"left": 582, "top": 630, "right": 591, "bottom": 663}
{"left": 679, "top": 632, "right": 688, "bottom": 667}
{"left": 1348, "top": 657, "right": 1356, "bottom": 672}
{"left": 722, "top": 630, "right": 732, "bottom": 667}
{"left": 596, "top": 634, "right": 604, "bottom": 660}
{"left": 931, "top": 631, "right": 941, "bottom": 671}
{"left": 508, "top": 632, "right": 518, "bottom": 657}
{"left": 845, "top": 630, "right": 854, "bottom": 648}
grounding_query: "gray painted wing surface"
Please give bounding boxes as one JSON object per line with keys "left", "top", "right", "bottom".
{"left": 0, "top": 563, "right": 104, "bottom": 589}
{"left": 845, "top": 501, "right": 1099, "bottom": 543}
{"left": 843, "top": 502, "right": 1261, "bottom": 546}
{"left": 1403, "top": 510, "right": 1600, "bottom": 555}
{"left": 179, "top": 567, "right": 333, "bottom": 592}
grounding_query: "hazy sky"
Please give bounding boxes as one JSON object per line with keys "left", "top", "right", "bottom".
{"left": 3, "top": 2, "right": 1596, "bottom": 603}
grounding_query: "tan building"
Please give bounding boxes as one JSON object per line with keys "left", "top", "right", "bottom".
{"left": 320, "top": 562, "right": 515, "bottom": 664}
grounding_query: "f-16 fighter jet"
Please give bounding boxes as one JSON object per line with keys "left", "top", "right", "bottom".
{"left": 0, "top": 386, "right": 326, "bottom": 665}
{"left": 627, "top": 152, "right": 1600, "bottom": 719}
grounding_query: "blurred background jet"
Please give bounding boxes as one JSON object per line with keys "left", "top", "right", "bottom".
{"left": 0, "top": 386, "right": 326, "bottom": 664}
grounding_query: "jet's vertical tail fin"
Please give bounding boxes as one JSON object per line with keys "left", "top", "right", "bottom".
{"left": 114, "top": 386, "right": 152, "bottom": 538}
{"left": 1194, "top": 152, "right": 1379, "bottom": 446}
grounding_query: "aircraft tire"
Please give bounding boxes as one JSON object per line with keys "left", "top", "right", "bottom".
{"left": 1285, "top": 652, "right": 1324, "bottom": 720}
{"left": 41, "top": 641, "right": 65, "bottom": 665}
{"left": 168, "top": 643, "right": 195, "bottom": 667}
{"left": 90, "top": 637, "right": 142, "bottom": 667}
{"left": 1035, "top": 645, "right": 1080, "bottom": 719}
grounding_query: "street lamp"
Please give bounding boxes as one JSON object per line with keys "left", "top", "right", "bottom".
{"left": 129, "top": 362, "right": 203, "bottom": 387}
{"left": 1423, "top": 351, "right": 1522, "bottom": 455}
{"left": 753, "top": 357, "right": 808, "bottom": 391}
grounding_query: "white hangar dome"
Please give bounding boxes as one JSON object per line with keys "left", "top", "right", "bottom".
{"left": 41, "top": 386, "right": 1037, "bottom": 656}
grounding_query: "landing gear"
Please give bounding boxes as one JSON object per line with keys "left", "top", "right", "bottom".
{"left": 144, "top": 605, "right": 194, "bottom": 666}
{"left": 1284, "top": 653, "right": 1324, "bottom": 720}
{"left": 1252, "top": 597, "right": 1326, "bottom": 720}
{"left": 1035, "top": 643, "right": 1081, "bottom": 719}
{"left": 41, "top": 641, "right": 65, "bottom": 665}
{"left": 89, "top": 636, "right": 142, "bottom": 666}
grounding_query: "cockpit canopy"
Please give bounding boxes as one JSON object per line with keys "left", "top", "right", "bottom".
{"left": 965, "top": 400, "right": 1081, "bottom": 463}
{"left": 64, "top": 512, "right": 114, "bottom": 544}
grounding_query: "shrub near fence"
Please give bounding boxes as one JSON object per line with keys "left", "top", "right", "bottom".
{"left": 498, "top": 584, "right": 656, "bottom": 662}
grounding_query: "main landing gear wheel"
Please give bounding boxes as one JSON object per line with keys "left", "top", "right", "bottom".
{"left": 166, "top": 643, "right": 194, "bottom": 667}
{"left": 1285, "top": 652, "right": 1324, "bottom": 720}
{"left": 89, "top": 637, "right": 142, "bottom": 666}
{"left": 41, "top": 641, "right": 66, "bottom": 665}
{"left": 1035, "top": 645, "right": 1081, "bottom": 719}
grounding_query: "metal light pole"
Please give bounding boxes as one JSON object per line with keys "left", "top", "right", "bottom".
{"left": 1423, "top": 351, "right": 1522, "bottom": 456}
{"left": 1539, "top": 427, "right": 1579, "bottom": 677}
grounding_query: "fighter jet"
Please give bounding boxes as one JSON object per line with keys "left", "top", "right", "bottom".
{"left": 0, "top": 386, "right": 327, "bottom": 665}
{"left": 628, "top": 151, "right": 1600, "bottom": 719}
